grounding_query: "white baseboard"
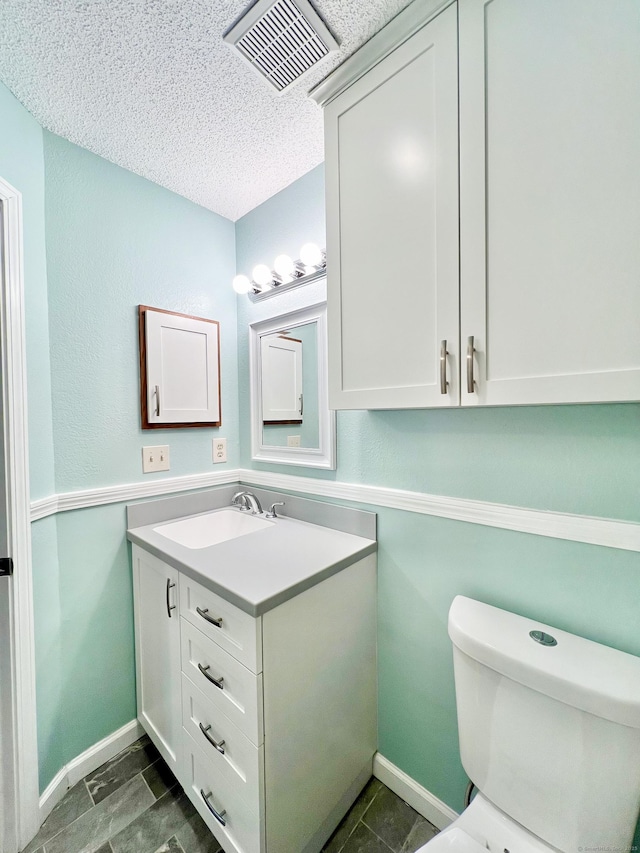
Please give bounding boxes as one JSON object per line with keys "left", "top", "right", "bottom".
{"left": 373, "top": 753, "right": 459, "bottom": 831}
{"left": 38, "top": 720, "right": 143, "bottom": 823}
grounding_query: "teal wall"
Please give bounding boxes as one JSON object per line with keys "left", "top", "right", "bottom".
{"left": 34, "top": 132, "right": 238, "bottom": 789}
{"left": 236, "top": 165, "right": 328, "bottom": 471}
{"left": 235, "top": 166, "right": 640, "bottom": 841}
{"left": 43, "top": 131, "right": 238, "bottom": 490}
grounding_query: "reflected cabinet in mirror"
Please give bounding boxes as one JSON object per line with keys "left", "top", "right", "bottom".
{"left": 249, "top": 301, "right": 336, "bottom": 469}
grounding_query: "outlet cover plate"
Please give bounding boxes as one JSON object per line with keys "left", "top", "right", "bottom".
{"left": 142, "top": 445, "right": 170, "bottom": 473}
{"left": 213, "top": 438, "right": 227, "bottom": 463}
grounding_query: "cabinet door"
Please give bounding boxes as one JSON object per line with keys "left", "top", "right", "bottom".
{"left": 132, "top": 547, "right": 182, "bottom": 775}
{"left": 460, "top": 0, "right": 640, "bottom": 405}
{"left": 325, "top": 3, "right": 459, "bottom": 409}
{"left": 142, "top": 306, "right": 221, "bottom": 426}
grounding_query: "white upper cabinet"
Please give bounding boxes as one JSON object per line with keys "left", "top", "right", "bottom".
{"left": 459, "top": 0, "right": 640, "bottom": 405}
{"left": 317, "top": 0, "right": 640, "bottom": 408}
{"left": 323, "top": 2, "right": 460, "bottom": 409}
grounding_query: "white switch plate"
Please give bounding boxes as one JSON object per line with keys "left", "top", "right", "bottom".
{"left": 287, "top": 435, "right": 301, "bottom": 447}
{"left": 213, "top": 438, "right": 227, "bottom": 463}
{"left": 142, "top": 445, "right": 170, "bottom": 473}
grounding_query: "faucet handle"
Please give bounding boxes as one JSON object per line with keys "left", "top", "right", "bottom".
{"left": 266, "top": 502, "right": 285, "bottom": 519}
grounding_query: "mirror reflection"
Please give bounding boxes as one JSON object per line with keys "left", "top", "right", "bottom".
{"left": 261, "top": 322, "right": 319, "bottom": 450}
{"left": 249, "top": 298, "right": 336, "bottom": 470}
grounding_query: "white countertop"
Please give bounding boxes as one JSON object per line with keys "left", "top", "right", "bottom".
{"left": 127, "top": 509, "right": 377, "bottom": 616}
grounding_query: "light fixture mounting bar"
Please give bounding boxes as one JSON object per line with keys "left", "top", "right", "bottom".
{"left": 249, "top": 266, "right": 326, "bottom": 301}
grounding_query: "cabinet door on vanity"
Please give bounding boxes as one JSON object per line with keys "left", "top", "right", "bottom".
{"left": 132, "top": 546, "right": 182, "bottom": 775}
{"left": 324, "top": 3, "right": 459, "bottom": 409}
{"left": 459, "top": 0, "right": 640, "bottom": 406}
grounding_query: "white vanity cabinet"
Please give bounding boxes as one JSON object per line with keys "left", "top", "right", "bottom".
{"left": 131, "top": 545, "right": 377, "bottom": 853}
{"left": 319, "top": 0, "right": 640, "bottom": 409}
{"left": 132, "top": 547, "right": 182, "bottom": 776}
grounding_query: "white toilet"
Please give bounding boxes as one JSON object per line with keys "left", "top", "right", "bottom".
{"left": 417, "top": 596, "right": 640, "bottom": 853}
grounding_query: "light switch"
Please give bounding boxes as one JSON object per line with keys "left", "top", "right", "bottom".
{"left": 142, "top": 445, "right": 170, "bottom": 473}
{"left": 287, "top": 435, "right": 301, "bottom": 447}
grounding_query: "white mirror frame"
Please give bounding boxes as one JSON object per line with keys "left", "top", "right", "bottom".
{"left": 249, "top": 301, "right": 336, "bottom": 469}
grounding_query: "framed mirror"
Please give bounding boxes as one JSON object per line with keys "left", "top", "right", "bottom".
{"left": 249, "top": 301, "right": 336, "bottom": 469}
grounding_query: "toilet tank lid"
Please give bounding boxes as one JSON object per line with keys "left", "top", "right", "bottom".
{"left": 448, "top": 596, "right": 640, "bottom": 729}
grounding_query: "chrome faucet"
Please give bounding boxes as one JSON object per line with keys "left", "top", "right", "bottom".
{"left": 230, "top": 490, "right": 263, "bottom": 515}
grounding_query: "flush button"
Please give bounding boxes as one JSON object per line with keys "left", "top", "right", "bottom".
{"left": 530, "top": 630, "right": 557, "bottom": 646}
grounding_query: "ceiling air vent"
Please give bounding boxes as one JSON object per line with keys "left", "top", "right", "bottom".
{"left": 224, "top": 0, "right": 339, "bottom": 93}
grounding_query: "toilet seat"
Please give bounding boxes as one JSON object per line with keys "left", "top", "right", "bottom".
{"left": 415, "top": 827, "right": 487, "bottom": 853}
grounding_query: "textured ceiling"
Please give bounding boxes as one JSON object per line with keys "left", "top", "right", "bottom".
{"left": 0, "top": 0, "right": 414, "bottom": 220}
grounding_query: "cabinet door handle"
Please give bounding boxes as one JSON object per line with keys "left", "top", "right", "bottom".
{"left": 199, "top": 722, "right": 226, "bottom": 754}
{"left": 154, "top": 385, "right": 160, "bottom": 417}
{"left": 196, "top": 606, "right": 223, "bottom": 628}
{"left": 198, "top": 663, "right": 224, "bottom": 689}
{"left": 299, "top": 393, "right": 304, "bottom": 416}
{"left": 440, "top": 340, "right": 448, "bottom": 395}
{"left": 466, "top": 336, "right": 475, "bottom": 394}
{"left": 200, "top": 789, "right": 226, "bottom": 825}
{"left": 165, "top": 579, "right": 176, "bottom": 618}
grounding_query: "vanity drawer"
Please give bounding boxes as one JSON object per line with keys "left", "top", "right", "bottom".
{"left": 181, "top": 619, "right": 263, "bottom": 746}
{"left": 182, "top": 729, "right": 262, "bottom": 853}
{"left": 180, "top": 574, "right": 262, "bottom": 673}
{"left": 182, "top": 673, "right": 263, "bottom": 812}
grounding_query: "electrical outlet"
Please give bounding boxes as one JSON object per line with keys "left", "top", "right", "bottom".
{"left": 213, "top": 438, "right": 227, "bottom": 463}
{"left": 142, "top": 445, "right": 170, "bottom": 473}
{"left": 287, "top": 435, "right": 301, "bottom": 447}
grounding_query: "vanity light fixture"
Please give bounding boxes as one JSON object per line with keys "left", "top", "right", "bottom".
{"left": 232, "top": 243, "right": 326, "bottom": 300}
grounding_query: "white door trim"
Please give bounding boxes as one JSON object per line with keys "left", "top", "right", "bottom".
{"left": 0, "top": 176, "right": 40, "bottom": 851}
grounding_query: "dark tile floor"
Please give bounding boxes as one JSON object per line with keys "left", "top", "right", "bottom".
{"left": 22, "top": 737, "right": 439, "bottom": 853}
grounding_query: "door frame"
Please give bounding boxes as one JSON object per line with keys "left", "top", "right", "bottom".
{"left": 0, "top": 176, "right": 40, "bottom": 851}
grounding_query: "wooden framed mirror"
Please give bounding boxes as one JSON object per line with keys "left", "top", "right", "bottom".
{"left": 139, "top": 305, "right": 221, "bottom": 429}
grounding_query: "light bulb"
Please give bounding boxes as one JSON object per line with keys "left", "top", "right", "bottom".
{"left": 274, "top": 254, "right": 294, "bottom": 278}
{"left": 299, "top": 242, "right": 322, "bottom": 267}
{"left": 232, "top": 274, "right": 251, "bottom": 294}
{"left": 253, "top": 264, "right": 273, "bottom": 286}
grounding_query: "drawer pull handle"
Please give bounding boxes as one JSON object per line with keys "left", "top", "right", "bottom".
{"left": 440, "top": 339, "right": 448, "bottom": 395}
{"left": 198, "top": 663, "right": 224, "bottom": 689}
{"left": 466, "top": 335, "right": 475, "bottom": 394}
{"left": 196, "top": 607, "right": 223, "bottom": 628}
{"left": 200, "top": 789, "right": 226, "bottom": 825}
{"left": 199, "top": 722, "right": 226, "bottom": 754}
{"left": 165, "top": 579, "right": 176, "bottom": 618}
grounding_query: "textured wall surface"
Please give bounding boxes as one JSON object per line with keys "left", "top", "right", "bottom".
{"left": 236, "top": 164, "right": 328, "bottom": 469}
{"left": 34, "top": 132, "right": 238, "bottom": 790}
{"left": 235, "top": 167, "right": 640, "bottom": 843}
{"left": 43, "top": 131, "right": 238, "bottom": 492}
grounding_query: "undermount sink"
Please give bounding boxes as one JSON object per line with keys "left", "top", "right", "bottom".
{"left": 153, "top": 509, "right": 273, "bottom": 549}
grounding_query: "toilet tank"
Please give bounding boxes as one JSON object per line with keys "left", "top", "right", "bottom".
{"left": 448, "top": 596, "right": 640, "bottom": 853}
